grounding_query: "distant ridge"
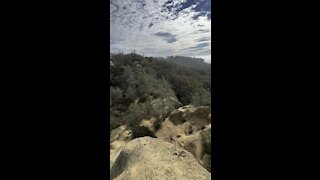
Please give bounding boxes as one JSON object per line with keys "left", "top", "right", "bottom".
{"left": 159, "top": 56, "right": 211, "bottom": 71}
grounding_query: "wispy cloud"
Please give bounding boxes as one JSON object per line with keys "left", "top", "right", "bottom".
{"left": 110, "top": 0, "right": 211, "bottom": 62}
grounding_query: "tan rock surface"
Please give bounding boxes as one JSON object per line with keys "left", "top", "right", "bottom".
{"left": 110, "top": 105, "right": 212, "bottom": 173}
{"left": 110, "top": 137, "right": 211, "bottom": 180}
{"left": 154, "top": 105, "right": 212, "bottom": 171}
{"left": 110, "top": 125, "right": 133, "bottom": 143}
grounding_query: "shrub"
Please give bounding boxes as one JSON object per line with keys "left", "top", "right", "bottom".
{"left": 201, "top": 128, "right": 211, "bottom": 155}
{"left": 125, "top": 103, "right": 144, "bottom": 127}
{"left": 132, "top": 126, "right": 156, "bottom": 139}
{"left": 153, "top": 117, "right": 163, "bottom": 131}
{"left": 110, "top": 115, "right": 122, "bottom": 130}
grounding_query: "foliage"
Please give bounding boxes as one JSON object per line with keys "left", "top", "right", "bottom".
{"left": 124, "top": 103, "right": 146, "bottom": 128}
{"left": 201, "top": 128, "right": 211, "bottom": 155}
{"left": 110, "top": 107, "right": 124, "bottom": 130}
{"left": 110, "top": 86, "right": 123, "bottom": 106}
{"left": 153, "top": 117, "right": 163, "bottom": 131}
{"left": 110, "top": 53, "right": 211, "bottom": 130}
{"left": 132, "top": 126, "right": 156, "bottom": 139}
{"left": 191, "top": 87, "right": 211, "bottom": 107}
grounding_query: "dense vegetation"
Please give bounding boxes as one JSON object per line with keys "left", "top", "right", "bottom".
{"left": 110, "top": 53, "right": 211, "bottom": 130}
{"left": 158, "top": 56, "right": 211, "bottom": 72}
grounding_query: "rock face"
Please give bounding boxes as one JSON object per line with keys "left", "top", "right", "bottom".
{"left": 110, "top": 125, "right": 133, "bottom": 143}
{"left": 154, "top": 105, "right": 212, "bottom": 171}
{"left": 167, "top": 105, "right": 211, "bottom": 130}
{"left": 110, "top": 125, "right": 133, "bottom": 169}
{"left": 110, "top": 137, "right": 211, "bottom": 180}
{"left": 110, "top": 105, "right": 212, "bottom": 173}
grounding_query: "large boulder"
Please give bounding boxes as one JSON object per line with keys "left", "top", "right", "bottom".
{"left": 110, "top": 137, "right": 211, "bottom": 180}
{"left": 110, "top": 142, "right": 123, "bottom": 169}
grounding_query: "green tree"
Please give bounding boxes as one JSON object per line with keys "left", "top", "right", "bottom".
{"left": 109, "top": 53, "right": 212, "bottom": 131}
{"left": 125, "top": 85, "right": 137, "bottom": 102}
{"left": 110, "top": 86, "right": 123, "bottom": 106}
{"left": 191, "top": 88, "right": 211, "bottom": 106}
{"left": 155, "top": 78, "right": 176, "bottom": 120}
{"left": 124, "top": 102, "right": 147, "bottom": 128}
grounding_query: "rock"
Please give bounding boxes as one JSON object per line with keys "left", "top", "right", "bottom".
{"left": 110, "top": 125, "right": 134, "bottom": 169}
{"left": 110, "top": 106, "right": 212, "bottom": 173}
{"left": 110, "top": 140, "right": 127, "bottom": 151}
{"left": 110, "top": 148, "right": 122, "bottom": 170}
{"left": 139, "top": 118, "right": 156, "bottom": 132}
{"left": 110, "top": 137, "right": 211, "bottom": 180}
{"left": 201, "top": 154, "right": 211, "bottom": 173}
{"left": 167, "top": 105, "right": 211, "bottom": 131}
{"left": 167, "top": 110, "right": 187, "bottom": 125}
{"left": 154, "top": 105, "right": 212, "bottom": 172}
{"left": 184, "top": 122, "right": 194, "bottom": 135}
{"left": 110, "top": 140, "right": 131, "bottom": 169}
{"left": 110, "top": 125, "right": 133, "bottom": 143}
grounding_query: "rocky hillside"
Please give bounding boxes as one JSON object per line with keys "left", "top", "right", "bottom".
{"left": 111, "top": 137, "right": 211, "bottom": 180}
{"left": 110, "top": 105, "right": 212, "bottom": 179}
{"left": 153, "top": 105, "right": 212, "bottom": 171}
{"left": 110, "top": 53, "right": 212, "bottom": 179}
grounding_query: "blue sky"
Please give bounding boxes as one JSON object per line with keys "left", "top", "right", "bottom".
{"left": 110, "top": 0, "right": 211, "bottom": 63}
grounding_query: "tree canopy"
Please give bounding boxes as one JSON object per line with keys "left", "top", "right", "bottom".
{"left": 110, "top": 53, "right": 211, "bottom": 130}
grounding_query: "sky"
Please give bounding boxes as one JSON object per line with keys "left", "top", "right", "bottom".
{"left": 110, "top": 0, "right": 211, "bottom": 63}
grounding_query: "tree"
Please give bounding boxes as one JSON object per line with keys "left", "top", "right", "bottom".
{"left": 125, "top": 85, "right": 137, "bottom": 102}
{"left": 155, "top": 78, "right": 176, "bottom": 120}
{"left": 109, "top": 52, "right": 212, "bottom": 131}
{"left": 191, "top": 87, "right": 211, "bottom": 106}
{"left": 124, "top": 102, "right": 147, "bottom": 128}
{"left": 110, "top": 86, "right": 123, "bottom": 106}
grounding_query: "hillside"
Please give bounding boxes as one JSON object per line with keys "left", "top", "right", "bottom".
{"left": 110, "top": 53, "right": 211, "bottom": 130}
{"left": 110, "top": 53, "right": 212, "bottom": 178}
{"left": 160, "top": 56, "right": 211, "bottom": 71}
{"left": 110, "top": 105, "right": 212, "bottom": 178}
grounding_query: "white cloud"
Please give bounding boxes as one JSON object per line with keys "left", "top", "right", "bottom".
{"left": 110, "top": 0, "right": 211, "bottom": 63}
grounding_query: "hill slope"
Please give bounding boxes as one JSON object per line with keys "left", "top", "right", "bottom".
{"left": 110, "top": 53, "right": 211, "bottom": 130}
